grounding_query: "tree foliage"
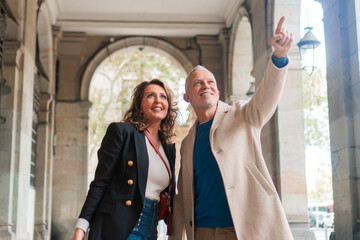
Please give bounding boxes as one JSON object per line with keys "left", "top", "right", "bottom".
{"left": 302, "top": 69, "right": 330, "bottom": 150}
{"left": 307, "top": 163, "right": 333, "bottom": 203}
{"left": 302, "top": 68, "right": 333, "bottom": 205}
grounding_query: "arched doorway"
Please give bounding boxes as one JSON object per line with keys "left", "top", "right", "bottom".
{"left": 80, "top": 37, "right": 194, "bottom": 176}
{"left": 87, "top": 45, "right": 190, "bottom": 183}
{"left": 84, "top": 39, "right": 192, "bottom": 239}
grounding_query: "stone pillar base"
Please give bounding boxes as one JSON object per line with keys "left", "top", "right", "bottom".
{"left": 291, "top": 229, "right": 316, "bottom": 240}
{"left": 290, "top": 221, "right": 316, "bottom": 240}
{"left": 34, "top": 222, "right": 49, "bottom": 240}
{"left": 0, "top": 224, "right": 15, "bottom": 240}
{"left": 51, "top": 219, "right": 76, "bottom": 240}
{"left": 329, "top": 231, "right": 360, "bottom": 240}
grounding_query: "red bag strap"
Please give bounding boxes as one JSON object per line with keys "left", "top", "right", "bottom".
{"left": 144, "top": 129, "right": 172, "bottom": 191}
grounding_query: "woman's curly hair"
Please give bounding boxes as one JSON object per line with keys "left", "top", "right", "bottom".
{"left": 122, "top": 79, "right": 178, "bottom": 144}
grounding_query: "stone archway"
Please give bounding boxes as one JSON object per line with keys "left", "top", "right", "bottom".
{"left": 86, "top": 44, "right": 191, "bottom": 182}
{"left": 81, "top": 36, "right": 194, "bottom": 172}
{"left": 228, "top": 7, "right": 254, "bottom": 103}
{"left": 37, "top": 2, "right": 54, "bottom": 93}
{"left": 81, "top": 37, "right": 194, "bottom": 102}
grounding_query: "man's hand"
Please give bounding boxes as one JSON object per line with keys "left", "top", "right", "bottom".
{"left": 72, "top": 228, "right": 85, "bottom": 240}
{"left": 270, "top": 16, "right": 294, "bottom": 58}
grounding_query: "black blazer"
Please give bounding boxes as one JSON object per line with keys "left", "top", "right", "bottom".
{"left": 78, "top": 122, "right": 176, "bottom": 240}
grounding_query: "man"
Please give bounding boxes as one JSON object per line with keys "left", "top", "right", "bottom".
{"left": 172, "top": 16, "right": 294, "bottom": 240}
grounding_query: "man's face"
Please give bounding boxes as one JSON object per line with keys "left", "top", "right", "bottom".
{"left": 183, "top": 69, "right": 220, "bottom": 110}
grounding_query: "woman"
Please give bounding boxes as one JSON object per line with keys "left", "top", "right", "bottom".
{"left": 72, "top": 79, "right": 177, "bottom": 240}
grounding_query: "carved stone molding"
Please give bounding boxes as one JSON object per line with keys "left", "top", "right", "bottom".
{"left": 51, "top": 25, "right": 62, "bottom": 56}
{"left": 3, "top": 40, "right": 22, "bottom": 68}
{"left": 39, "top": 93, "right": 53, "bottom": 123}
{"left": 58, "top": 32, "right": 86, "bottom": 56}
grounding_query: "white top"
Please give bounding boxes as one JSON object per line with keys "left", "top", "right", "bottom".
{"left": 75, "top": 138, "right": 171, "bottom": 232}
{"left": 144, "top": 137, "right": 171, "bottom": 200}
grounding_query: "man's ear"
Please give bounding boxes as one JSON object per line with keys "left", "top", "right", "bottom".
{"left": 183, "top": 93, "right": 190, "bottom": 103}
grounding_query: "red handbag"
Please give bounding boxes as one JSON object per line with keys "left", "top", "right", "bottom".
{"left": 144, "top": 130, "right": 173, "bottom": 235}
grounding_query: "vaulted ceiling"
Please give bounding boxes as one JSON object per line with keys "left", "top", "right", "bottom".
{"left": 46, "top": 0, "right": 244, "bottom": 36}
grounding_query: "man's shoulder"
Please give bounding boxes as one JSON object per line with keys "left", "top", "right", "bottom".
{"left": 216, "top": 100, "right": 247, "bottom": 114}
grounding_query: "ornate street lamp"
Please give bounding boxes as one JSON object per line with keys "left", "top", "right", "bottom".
{"left": 297, "top": 27, "right": 321, "bottom": 75}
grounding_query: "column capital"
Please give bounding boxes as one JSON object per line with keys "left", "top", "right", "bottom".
{"left": 218, "top": 28, "right": 231, "bottom": 46}
{"left": 52, "top": 25, "right": 62, "bottom": 53}
{"left": 3, "top": 41, "right": 23, "bottom": 68}
{"left": 58, "top": 32, "right": 86, "bottom": 56}
{"left": 39, "top": 93, "right": 53, "bottom": 123}
{"left": 195, "top": 35, "right": 219, "bottom": 45}
{"left": 52, "top": 25, "right": 62, "bottom": 41}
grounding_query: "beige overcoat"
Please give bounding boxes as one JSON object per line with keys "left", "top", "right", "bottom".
{"left": 172, "top": 59, "right": 294, "bottom": 240}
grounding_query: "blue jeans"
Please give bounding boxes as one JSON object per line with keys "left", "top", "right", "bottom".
{"left": 127, "top": 198, "right": 159, "bottom": 240}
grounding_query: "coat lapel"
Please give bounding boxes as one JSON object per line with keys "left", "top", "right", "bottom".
{"left": 163, "top": 143, "right": 176, "bottom": 192}
{"left": 182, "top": 122, "right": 197, "bottom": 197}
{"left": 209, "top": 101, "right": 230, "bottom": 149}
{"left": 134, "top": 131, "right": 149, "bottom": 202}
{"left": 162, "top": 143, "right": 174, "bottom": 173}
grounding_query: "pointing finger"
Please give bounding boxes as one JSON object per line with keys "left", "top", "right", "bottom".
{"left": 275, "top": 16, "right": 285, "bottom": 34}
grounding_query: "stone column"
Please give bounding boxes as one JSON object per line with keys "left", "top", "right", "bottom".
{"left": 34, "top": 93, "right": 53, "bottom": 240}
{"left": 56, "top": 32, "right": 86, "bottom": 101}
{"left": 195, "top": 36, "right": 226, "bottom": 99}
{"left": 33, "top": 24, "right": 61, "bottom": 240}
{"left": 319, "top": 0, "right": 360, "bottom": 239}
{"left": 51, "top": 32, "right": 90, "bottom": 239}
{"left": 218, "top": 28, "right": 231, "bottom": 102}
{"left": 249, "top": 1, "right": 315, "bottom": 238}
{"left": 0, "top": 40, "right": 22, "bottom": 240}
{"left": 273, "top": 2, "right": 315, "bottom": 239}
{"left": 51, "top": 101, "right": 91, "bottom": 239}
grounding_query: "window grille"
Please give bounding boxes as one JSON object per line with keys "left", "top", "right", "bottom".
{"left": 30, "top": 73, "right": 40, "bottom": 187}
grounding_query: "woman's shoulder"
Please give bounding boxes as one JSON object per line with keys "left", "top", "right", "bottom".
{"left": 107, "top": 122, "right": 137, "bottom": 132}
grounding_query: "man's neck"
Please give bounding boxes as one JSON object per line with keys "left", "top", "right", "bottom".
{"left": 195, "top": 105, "right": 217, "bottom": 124}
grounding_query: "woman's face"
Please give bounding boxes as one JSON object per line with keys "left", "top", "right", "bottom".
{"left": 140, "top": 84, "right": 169, "bottom": 123}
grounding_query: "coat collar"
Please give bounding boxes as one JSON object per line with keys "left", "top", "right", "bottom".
{"left": 210, "top": 100, "right": 230, "bottom": 132}
{"left": 188, "top": 101, "right": 230, "bottom": 146}
{"left": 209, "top": 101, "right": 230, "bottom": 148}
{"left": 182, "top": 100, "right": 230, "bottom": 186}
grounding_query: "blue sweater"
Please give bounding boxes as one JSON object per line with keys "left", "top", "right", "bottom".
{"left": 193, "top": 119, "right": 233, "bottom": 227}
